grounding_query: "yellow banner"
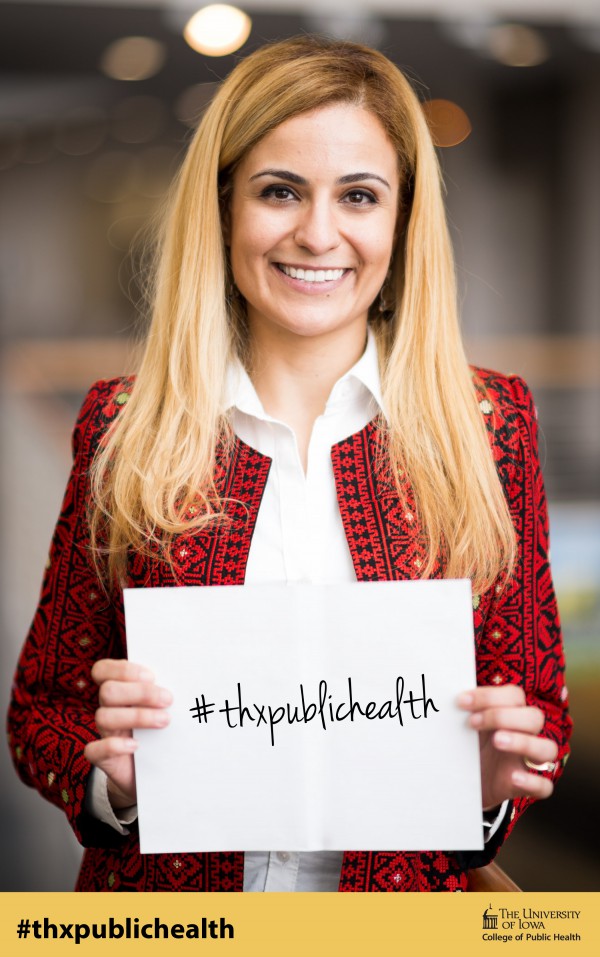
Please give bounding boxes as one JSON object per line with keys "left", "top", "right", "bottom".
{"left": 0, "top": 892, "right": 598, "bottom": 956}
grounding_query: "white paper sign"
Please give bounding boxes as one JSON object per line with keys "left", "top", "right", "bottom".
{"left": 124, "top": 579, "right": 483, "bottom": 854}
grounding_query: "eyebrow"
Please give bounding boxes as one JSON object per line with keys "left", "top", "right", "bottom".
{"left": 249, "top": 168, "right": 391, "bottom": 190}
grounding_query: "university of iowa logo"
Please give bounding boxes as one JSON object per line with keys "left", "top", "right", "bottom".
{"left": 482, "top": 905, "right": 498, "bottom": 930}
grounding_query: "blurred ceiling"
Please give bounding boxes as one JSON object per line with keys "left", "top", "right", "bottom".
{"left": 2, "top": 0, "right": 599, "bottom": 126}
{"left": 13, "top": 0, "right": 600, "bottom": 17}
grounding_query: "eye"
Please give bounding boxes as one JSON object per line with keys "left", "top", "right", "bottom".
{"left": 343, "top": 189, "right": 378, "bottom": 207}
{"left": 260, "top": 184, "right": 298, "bottom": 203}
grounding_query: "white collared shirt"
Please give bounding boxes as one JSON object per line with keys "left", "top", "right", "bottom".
{"left": 228, "top": 332, "right": 382, "bottom": 891}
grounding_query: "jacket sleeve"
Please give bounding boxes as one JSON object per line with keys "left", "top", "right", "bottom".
{"left": 459, "top": 373, "right": 572, "bottom": 869}
{"left": 6, "top": 379, "right": 132, "bottom": 849}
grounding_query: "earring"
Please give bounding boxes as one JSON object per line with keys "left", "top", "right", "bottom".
{"left": 378, "top": 268, "right": 395, "bottom": 321}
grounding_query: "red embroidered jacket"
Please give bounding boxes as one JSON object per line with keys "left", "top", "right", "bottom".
{"left": 7, "top": 371, "right": 571, "bottom": 892}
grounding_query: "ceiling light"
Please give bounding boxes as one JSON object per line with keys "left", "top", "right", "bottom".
{"left": 421, "top": 100, "right": 472, "bottom": 148}
{"left": 100, "top": 36, "right": 166, "bottom": 82}
{"left": 442, "top": 18, "right": 549, "bottom": 68}
{"left": 487, "top": 24, "right": 549, "bottom": 68}
{"left": 184, "top": 5, "right": 251, "bottom": 57}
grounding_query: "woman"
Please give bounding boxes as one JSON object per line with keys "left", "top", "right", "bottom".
{"left": 8, "top": 36, "right": 570, "bottom": 892}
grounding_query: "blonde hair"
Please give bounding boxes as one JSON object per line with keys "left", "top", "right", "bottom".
{"left": 91, "top": 35, "right": 516, "bottom": 589}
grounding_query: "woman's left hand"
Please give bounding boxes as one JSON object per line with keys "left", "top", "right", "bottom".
{"left": 458, "top": 684, "right": 559, "bottom": 811}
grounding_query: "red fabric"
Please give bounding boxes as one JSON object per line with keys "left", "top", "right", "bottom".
{"left": 7, "top": 371, "right": 571, "bottom": 892}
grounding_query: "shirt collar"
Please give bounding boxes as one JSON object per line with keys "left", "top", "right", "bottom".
{"left": 330, "top": 327, "right": 385, "bottom": 415}
{"left": 223, "top": 327, "right": 386, "bottom": 422}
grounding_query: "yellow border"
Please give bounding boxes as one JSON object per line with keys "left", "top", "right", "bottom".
{"left": 0, "top": 891, "right": 598, "bottom": 956}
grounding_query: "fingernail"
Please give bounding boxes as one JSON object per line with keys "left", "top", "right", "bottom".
{"left": 469, "top": 713, "right": 483, "bottom": 727}
{"left": 158, "top": 689, "right": 173, "bottom": 706}
{"left": 457, "top": 693, "right": 474, "bottom": 707}
{"left": 512, "top": 770, "right": 528, "bottom": 786}
{"left": 138, "top": 668, "right": 154, "bottom": 682}
{"left": 495, "top": 731, "right": 512, "bottom": 747}
{"left": 155, "top": 712, "right": 170, "bottom": 727}
{"left": 124, "top": 738, "right": 138, "bottom": 751}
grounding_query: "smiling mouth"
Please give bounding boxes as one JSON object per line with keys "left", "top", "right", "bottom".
{"left": 276, "top": 264, "right": 347, "bottom": 283}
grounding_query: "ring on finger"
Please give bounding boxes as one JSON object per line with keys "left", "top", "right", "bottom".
{"left": 523, "top": 757, "right": 556, "bottom": 773}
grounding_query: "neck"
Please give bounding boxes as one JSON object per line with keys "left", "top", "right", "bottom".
{"left": 248, "top": 325, "right": 368, "bottom": 469}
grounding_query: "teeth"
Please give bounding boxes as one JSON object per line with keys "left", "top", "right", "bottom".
{"left": 279, "top": 265, "right": 345, "bottom": 282}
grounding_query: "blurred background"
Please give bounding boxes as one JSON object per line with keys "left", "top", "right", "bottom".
{"left": 0, "top": 0, "right": 598, "bottom": 891}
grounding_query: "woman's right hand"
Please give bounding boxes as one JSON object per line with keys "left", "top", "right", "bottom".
{"left": 84, "top": 659, "right": 173, "bottom": 810}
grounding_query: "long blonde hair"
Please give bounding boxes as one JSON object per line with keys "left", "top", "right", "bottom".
{"left": 91, "top": 35, "right": 516, "bottom": 589}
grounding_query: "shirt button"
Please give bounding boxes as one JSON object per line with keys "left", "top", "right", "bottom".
{"left": 277, "top": 852, "right": 290, "bottom": 863}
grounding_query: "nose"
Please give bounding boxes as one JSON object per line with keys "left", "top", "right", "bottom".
{"left": 293, "top": 199, "right": 341, "bottom": 255}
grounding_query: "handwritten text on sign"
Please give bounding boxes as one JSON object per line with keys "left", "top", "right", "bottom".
{"left": 189, "top": 675, "right": 439, "bottom": 746}
{"left": 124, "top": 580, "right": 483, "bottom": 854}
